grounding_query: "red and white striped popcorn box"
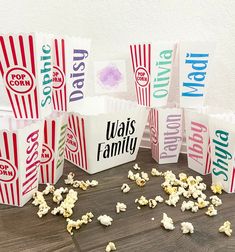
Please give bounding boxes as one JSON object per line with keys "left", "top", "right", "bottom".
{"left": 52, "top": 36, "right": 91, "bottom": 112}
{"left": 209, "top": 114, "right": 235, "bottom": 193}
{"left": 40, "top": 112, "right": 68, "bottom": 184}
{"left": 185, "top": 109, "right": 211, "bottom": 175}
{"left": 0, "top": 116, "right": 43, "bottom": 207}
{"left": 149, "top": 107, "right": 183, "bottom": 164}
{"left": 65, "top": 96, "right": 148, "bottom": 174}
{"left": 0, "top": 33, "right": 53, "bottom": 119}
{"left": 130, "top": 42, "right": 176, "bottom": 108}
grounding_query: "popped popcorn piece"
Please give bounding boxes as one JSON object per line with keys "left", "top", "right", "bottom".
{"left": 151, "top": 168, "right": 162, "bottom": 177}
{"left": 106, "top": 242, "right": 116, "bottom": 252}
{"left": 151, "top": 217, "right": 155, "bottom": 221}
{"left": 65, "top": 172, "right": 75, "bottom": 185}
{"left": 181, "top": 222, "right": 194, "bottom": 234}
{"left": 128, "top": 170, "right": 135, "bottom": 181}
{"left": 121, "top": 183, "right": 130, "bottom": 193}
{"left": 178, "top": 173, "right": 187, "bottom": 182}
{"left": 177, "top": 186, "right": 186, "bottom": 196}
{"left": 136, "top": 196, "right": 148, "bottom": 206}
{"left": 72, "top": 180, "right": 81, "bottom": 188}
{"left": 155, "top": 195, "right": 164, "bottom": 203}
{"left": 51, "top": 189, "right": 78, "bottom": 218}
{"left": 53, "top": 187, "right": 68, "bottom": 204}
{"left": 195, "top": 176, "right": 203, "bottom": 183}
{"left": 97, "top": 215, "right": 113, "bottom": 226}
{"left": 66, "top": 212, "right": 94, "bottom": 235}
{"left": 133, "top": 163, "right": 141, "bottom": 170}
{"left": 141, "top": 171, "right": 149, "bottom": 181}
{"left": 37, "top": 202, "right": 50, "bottom": 218}
{"left": 164, "top": 170, "right": 176, "bottom": 182}
{"left": 206, "top": 204, "right": 217, "bottom": 216}
{"left": 32, "top": 191, "right": 50, "bottom": 218}
{"left": 196, "top": 197, "right": 209, "bottom": 209}
{"left": 211, "top": 184, "right": 223, "bottom": 194}
{"left": 181, "top": 201, "right": 199, "bottom": 213}
{"left": 135, "top": 177, "right": 146, "bottom": 187}
{"left": 134, "top": 172, "right": 141, "bottom": 180}
{"left": 137, "top": 206, "right": 141, "bottom": 210}
{"left": 161, "top": 213, "right": 175, "bottom": 230}
{"left": 164, "top": 186, "right": 178, "bottom": 195}
{"left": 42, "top": 183, "right": 55, "bottom": 195}
{"left": 116, "top": 202, "right": 127, "bottom": 213}
{"left": 183, "top": 190, "right": 191, "bottom": 199}
{"left": 210, "top": 195, "right": 222, "bottom": 207}
{"left": 165, "top": 193, "right": 180, "bottom": 207}
{"left": 148, "top": 199, "right": 157, "bottom": 209}
{"left": 86, "top": 180, "right": 99, "bottom": 187}
{"left": 219, "top": 221, "right": 232, "bottom": 237}
{"left": 187, "top": 176, "right": 197, "bottom": 186}
{"left": 78, "top": 181, "right": 89, "bottom": 191}
{"left": 196, "top": 182, "right": 207, "bottom": 191}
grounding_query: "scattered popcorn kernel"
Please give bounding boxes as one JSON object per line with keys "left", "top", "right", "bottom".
{"left": 155, "top": 196, "right": 164, "bottom": 203}
{"left": 37, "top": 202, "right": 50, "bottom": 218}
{"left": 106, "top": 242, "right": 116, "bottom": 252}
{"left": 177, "top": 187, "right": 186, "bottom": 195}
{"left": 211, "top": 184, "right": 223, "bottom": 194}
{"left": 137, "top": 196, "right": 149, "bottom": 206}
{"left": 116, "top": 202, "right": 127, "bottom": 213}
{"left": 134, "top": 172, "right": 141, "bottom": 180}
{"left": 135, "top": 177, "right": 146, "bottom": 187}
{"left": 65, "top": 172, "right": 75, "bottom": 185}
{"left": 165, "top": 193, "right": 180, "bottom": 207}
{"left": 128, "top": 170, "right": 135, "bottom": 181}
{"left": 121, "top": 183, "right": 130, "bottom": 193}
{"left": 196, "top": 183, "right": 207, "bottom": 191}
{"left": 72, "top": 180, "right": 80, "bottom": 188}
{"left": 219, "top": 221, "right": 232, "bottom": 237}
{"left": 151, "top": 168, "right": 162, "bottom": 176}
{"left": 53, "top": 187, "right": 68, "bottom": 204}
{"left": 32, "top": 191, "right": 45, "bottom": 206}
{"left": 141, "top": 171, "right": 149, "bottom": 181}
{"left": 196, "top": 197, "right": 209, "bottom": 209}
{"left": 137, "top": 206, "right": 141, "bottom": 210}
{"left": 187, "top": 176, "right": 197, "bottom": 186}
{"left": 86, "top": 180, "right": 99, "bottom": 187}
{"left": 206, "top": 204, "right": 217, "bottom": 216}
{"left": 148, "top": 199, "right": 157, "bottom": 209}
{"left": 181, "top": 201, "right": 198, "bottom": 213}
{"left": 32, "top": 192, "right": 50, "bottom": 218}
{"left": 195, "top": 176, "right": 203, "bottom": 183}
{"left": 151, "top": 217, "right": 155, "bottom": 221}
{"left": 97, "top": 215, "right": 113, "bottom": 226}
{"left": 79, "top": 181, "right": 89, "bottom": 191}
{"left": 66, "top": 212, "right": 94, "bottom": 235}
{"left": 210, "top": 195, "right": 222, "bottom": 207}
{"left": 178, "top": 173, "right": 187, "bottom": 182}
{"left": 164, "top": 170, "right": 176, "bottom": 182}
{"left": 164, "top": 186, "right": 178, "bottom": 195}
{"left": 133, "top": 163, "right": 141, "bottom": 170}
{"left": 181, "top": 222, "right": 194, "bottom": 234}
{"left": 42, "top": 184, "right": 55, "bottom": 195}
{"left": 161, "top": 213, "right": 175, "bottom": 230}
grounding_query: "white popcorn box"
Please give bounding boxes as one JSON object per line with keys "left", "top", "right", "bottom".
{"left": 0, "top": 33, "right": 53, "bottom": 119}
{"left": 52, "top": 36, "right": 91, "bottom": 112}
{"left": 209, "top": 115, "right": 235, "bottom": 193}
{"left": 130, "top": 42, "right": 176, "bottom": 107}
{"left": 179, "top": 41, "right": 215, "bottom": 108}
{"left": 65, "top": 96, "right": 148, "bottom": 174}
{"left": 149, "top": 107, "right": 183, "bottom": 164}
{"left": 185, "top": 109, "right": 211, "bottom": 175}
{"left": 0, "top": 117, "right": 43, "bottom": 207}
{"left": 40, "top": 112, "right": 68, "bottom": 184}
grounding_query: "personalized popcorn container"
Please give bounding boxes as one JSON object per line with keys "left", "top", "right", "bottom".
{"left": 52, "top": 36, "right": 91, "bottom": 112}
{"left": 209, "top": 115, "right": 235, "bottom": 193}
{"left": 185, "top": 108, "right": 211, "bottom": 175}
{"left": 149, "top": 106, "right": 183, "bottom": 164}
{"left": 0, "top": 33, "right": 53, "bottom": 119}
{"left": 179, "top": 41, "right": 215, "bottom": 108}
{"left": 65, "top": 96, "right": 148, "bottom": 174}
{"left": 0, "top": 117, "right": 43, "bottom": 207}
{"left": 130, "top": 42, "right": 176, "bottom": 107}
{"left": 40, "top": 112, "right": 68, "bottom": 184}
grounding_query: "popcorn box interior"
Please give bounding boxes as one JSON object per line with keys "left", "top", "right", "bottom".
{"left": 185, "top": 108, "right": 211, "bottom": 175}
{"left": 52, "top": 36, "right": 91, "bottom": 112}
{"left": 130, "top": 42, "right": 175, "bottom": 108}
{"left": 149, "top": 106, "right": 183, "bottom": 164}
{"left": 40, "top": 112, "right": 68, "bottom": 185}
{"left": 65, "top": 96, "right": 148, "bottom": 174}
{"left": 0, "top": 33, "right": 53, "bottom": 119}
{"left": 0, "top": 117, "right": 43, "bottom": 207}
{"left": 209, "top": 114, "right": 235, "bottom": 193}
{"left": 179, "top": 41, "right": 215, "bottom": 108}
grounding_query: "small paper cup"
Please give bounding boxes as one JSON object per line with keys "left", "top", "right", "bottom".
{"left": 149, "top": 106, "right": 183, "bottom": 164}
{"left": 40, "top": 111, "right": 68, "bottom": 184}
{"left": 0, "top": 33, "right": 53, "bottom": 119}
{"left": 52, "top": 36, "right": 91, "bottom": 112}
{"left": 0, "top": 116, "right": 43, "bottom": 206}
{"left": 130, "top": 42, "right": 176, "bottom": 107}
{"left": 65, "top": 96, "right": 148, "bottom": 174}
{"left": 209, "top": 114, "right": 235, "bottom": 193}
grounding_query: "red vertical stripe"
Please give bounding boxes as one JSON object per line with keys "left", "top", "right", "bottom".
{"left": 28, "top": 35, "right": 35, "bottom": 76}
{"left": 6, "top": 89, "right": 17, "bottom": 117}
{"left": 34, "top": 89, "right": 39, "bottom": 118}
{"left": 0, "top": 36, "right": 10, "bottom": 67}
{"left": 9, "top": 36, "right": 18, "bottom": 65}
{"left": 19, "top": 35, "right": 26, "bottom": 67}
{"left": 55, "top": 39, "right": 60, "bottom": 66}
{"left": 51, "top": 120, "right": 56, "bottom": 184}
{"left": 130, "top": 45, "right": 135, "bottom": 72}
{"left": 143, "top": 44, "right": 146, "bottom": 68}
{"left": 13, "top": 133, "right": 20, "bottom": 206}
{"left": 81, "top": 118, "right": 88, "bottom": 170}
{"left": 21, "top": 96, "right": 28, "bottom": 118}
{"left": 28, "top": 94, "right": 33, "bottom": 118}
{"left": 76, "top": 116, "right": 84, "bottom": 169}
{"left": 14, "top": 95, "right": 22, "bottom": 118}
{"left": 3, "top": 132, "right": 10, "bottom": 159}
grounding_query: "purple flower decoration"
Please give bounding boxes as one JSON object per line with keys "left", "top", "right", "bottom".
{"left": 98, "top": 64, "right": 123, "bottom": 88}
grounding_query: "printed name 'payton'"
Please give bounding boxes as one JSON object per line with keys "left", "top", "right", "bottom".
{"left": 97, "top": 118, "right": 137, "bottom": 161}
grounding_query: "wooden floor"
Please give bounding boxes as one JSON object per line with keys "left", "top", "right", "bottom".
{"left": 0, "top": 148, "right": 235, "bottom": 252}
